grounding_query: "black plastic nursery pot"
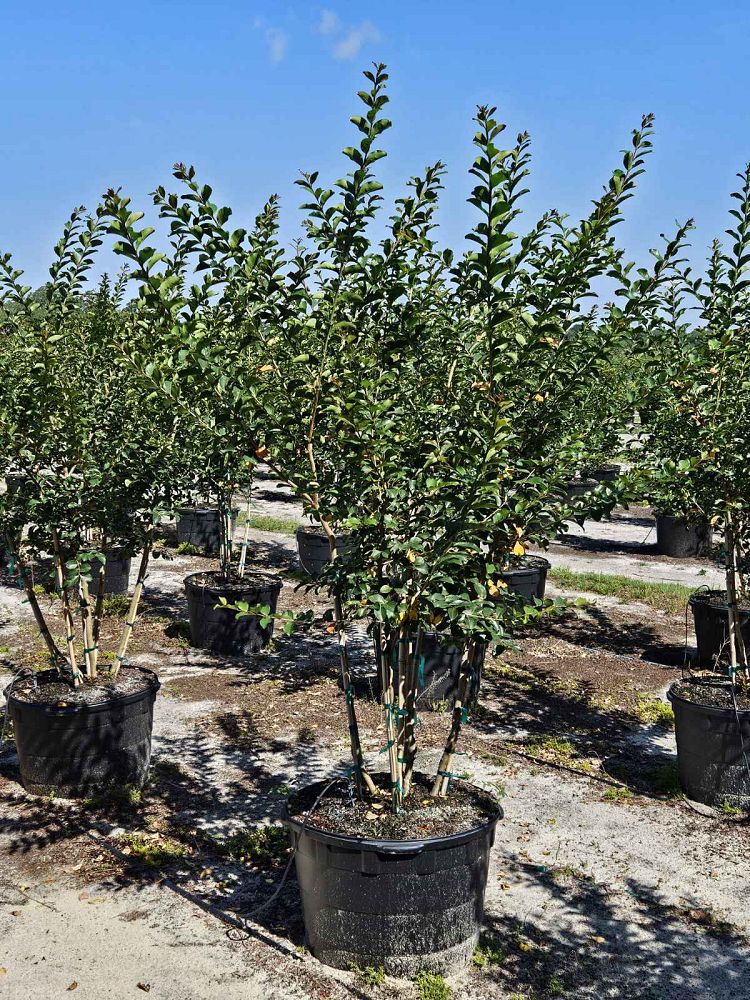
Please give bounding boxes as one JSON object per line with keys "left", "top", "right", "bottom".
{"left": 689, "top": 590, "right": 750, "bottom": 668}
{"left": 5, "top": 667, "right": 160, "bottom": 798}
{"left": 176, "top": 507, "right": 238, "bottom": 555}
{"left": 667, "top": 681, "right": 750, "bottom": 806}
{"left": 497, "top": 555, "right": 550, "bottom": 603}
{"left": 283, "top": 777, "right": 502, "bottom": 976}
{"left": 589, "top": 464, "right": 621, "bottom": 483}
{"left": 563, "top": 477, "right": 598, "bottom": 501}
{"left": 184, "top": 571, "right": 283, "bottom": 656}
{"left": 376, "top": 632, "right": 485, "bottom": 709}
{"left": 88, "top": 550, "right": 132, "bottom": 597}
{"left": 296, "top": 526, "right": 354, "bottom": 579}
{"left": 655, "top": 513, "right": 711, "bottom": 558}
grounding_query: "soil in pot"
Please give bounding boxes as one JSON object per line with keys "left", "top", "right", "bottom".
{"left": 5, "top": 666, "right": 160, "bottom": 797}
{"left": 284, "top": 774, "right": 501, "bottom": 977}
{"left": 296, "top": 525, "right": 353, "bottom": 578}
{"left": 184, "top": 570, "right": 282, "bottom": 656}
{"left": 376, "top": 632, "right": 484, "bottom": 709}
{"left": 689, "top": 590, "right": 750, "bottom": 667}
{"left": 176, "top": 507, "right": 238, "bottom": 555}
{"left": 668, "top": 679, "right": 750, "bottom": 806}
{"left": 656, "top": 513, "right": 711, "bottom": 558}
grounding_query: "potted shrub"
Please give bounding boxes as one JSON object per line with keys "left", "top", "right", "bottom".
{"left": 0, "top": 213, "right": 179, "bottom": 797}
{"left": 244, "top": 67, "right": 684, "bottom": 972}
{"left": 637, "top": 169, "right": 750, "bottom": 804}
{"left": 105, "top": 184, "right": 284, "bottom": 655}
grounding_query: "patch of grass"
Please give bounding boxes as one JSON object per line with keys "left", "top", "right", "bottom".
{"left": 720, "top": 800, "right": 745, "bottom": 817}
{"left": 102, "top": 595, "right": 131, "bottom": 618}
{"left": 0, "top": 645, "right": 9, "bottom": 654}
{"left": 217, "top": 825, "right": 290, "bottom": 869}
{"left": 652, "top": 761, "right": 685, "bottom": 799}
{"left": 604, "top": 785, "right": 632, "bottom": 802}
{"left": 549, "top": 567, "right": 695, "bottom": 615}
{"left": 84, "top": 783, "right": 142, "bottom": 812}
{"left": 472, "top": 932, "right": 506, "bottom": 968}
{"left": 633, "top": 695, "right": 674, "bottom": 728}
{"left": 246, "top": 514, "right": 300, "bottom": 534}
{"left": 176, "top": 541, "right": 202, "bottom": 555}
{"left": 431, "top": 698, "right": 449, "bottom": 714}
{"left": 524, "top": 735, "right": 575, "bottom": 762}
{"left": 350, "top": 964, "right": 385, "bottom": 986}
{"left": 546, "top": 974, "right": 566, "bottom": 995}
{"left": 414, "top": 970, "right": 451, "bottom": 1000}
{"left": 119, "top": 832, "right": 190, "bottom": 867}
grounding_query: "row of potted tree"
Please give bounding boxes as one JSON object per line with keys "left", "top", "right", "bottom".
{"left": 1, "top": 65, "right": 748, "bottom": 974}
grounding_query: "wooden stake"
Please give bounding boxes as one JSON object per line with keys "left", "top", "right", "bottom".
{"left": 111, "top": 530, "right": 153, "bottom": 681}
{"left": 50, "top": 529, "right": 83, "bottom": 687}
{"left": 238, "top": 499, "right": 252, "bottom": 578}
{"left": 431, "top": 640, "right": 476, "bottom": 797}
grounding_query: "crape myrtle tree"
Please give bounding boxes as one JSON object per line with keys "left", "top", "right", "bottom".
{"left": 639, "top": 167, "right": 750, "bottom": 675}
{"left": 0, "top": 210, "right": 185, "bottom": 686}
{"left": 103, "top": 182, "right": 288, "bottom": 580}
{"left": 254, "top": 66, "right": 689, "bottom": 809}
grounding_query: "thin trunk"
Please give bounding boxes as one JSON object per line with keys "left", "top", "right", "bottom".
{"left": 238, "top": 498, "right": 252, "bottom": 578}
{"left": 7, "top": 536, "right": 64, "bottom": 666}
{"left": 92, "top": 559, "right": 106, "bottom": 646}
{"left": 111, "top": 530, "right": 153, "bottom": 680}
{"left": 50, "top": 529, "right": 83, "bottom": 687}
{"left": 380, "top": 626, "right": 403, "bottom": 810}
{"left": 79, "top": 576, "right": 97, "bottom": 679}
{"left": 431, "top": 640, "right": 476, "bottom": 797}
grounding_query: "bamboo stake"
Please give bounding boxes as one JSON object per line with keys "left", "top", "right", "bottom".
{"left": 111, "top": 531, "right": 153, "bottom": 681}
{"left": 431, "top": 640, "right": 476, "bottom": 797}
{"left": 92, "top": 558, "right": 106, "bottom": 647}
{"left": 380, "top": 626, "right": 403, "bottom": 810}
{"left": 401, "top": 627, "right": 422, "bottom": 798}
{"left": 237, "top": 498, "right": 252, "bottom": 578}
{"left": 725, "top": 515, "right": 747, "bottom": 680}
{"left": 50, "top": 529, "right": 83, "bottom": 687}
{"left": 79, "top": 575, "right": 97, "bottom": 679}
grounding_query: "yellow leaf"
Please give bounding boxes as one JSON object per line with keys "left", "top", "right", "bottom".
{"left": 533, "top": 393, "right": 544, "bottom": 402}
{"left": 406, "top": 549, "right": 417, "bottom": 563}
{"left": 513, "top": 541, "right": 525, "bottom": 557}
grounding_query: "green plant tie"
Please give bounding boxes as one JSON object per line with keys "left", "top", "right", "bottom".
{"left": 83, "top": 646, "right": 98, "bottom": 654}
{"left": 417, "top": 654, "right": 426, "bottom": 688}
{"left": 378, "top": 739, "right": 396, "bottom": 754}
{"left": 437, "top": 769, "right": 456, "bottom": 778}
{"left": 66, "top": 634, "right": 75, "bottom": 643}
{"left": 126, "top": 620, "right": 136, "bottom": 629}
{"left": 460, "top": 707, "right": 469, "bottom": 723}
{"left": 345, "top": 685, "right": 355, "bottom": 705}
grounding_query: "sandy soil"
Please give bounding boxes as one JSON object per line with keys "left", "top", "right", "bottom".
{"left": 0, "top": 481, "right": 748, "bottom": 1000}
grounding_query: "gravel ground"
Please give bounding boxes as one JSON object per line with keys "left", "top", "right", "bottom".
{"left": 0, "top": 486, "right": 748, "bottom": 999}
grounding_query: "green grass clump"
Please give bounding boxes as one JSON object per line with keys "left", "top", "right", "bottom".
{"left": 720, "top": 800, "right": 745, "bottom": 817}
{"left": 652, "top": 762, "right": 685, "bottom": 799}
{"left": 350, "top": 964, "right": 386, "bottom": 986}
{"left": 177, "top": 541, "right": 202, "bottom": 555}
{"left": 604, "top": 785, "right": 632, "bottom": 802}
{"left": 549, "top": 567, "right": 695, "bottom": 615}
{"left": 102, "top": 594, "right": 131, "bottom": 618}
{"left": 119, "top": 832, "right": 189, "bottom": 866}
{"left": 218, "top": 825, "right": 290, "bottom": 868}
{"left": 472, "top": 932, "right": 506, "bottom": 968}
{"left": 246, "top": 514, "right": 300, "bottom": 534}
{"left": 634, "top": 696, "right": 675, "bottom": 728}
{"left": 84, "top": 783, "right": 142, "bottom": 812}
{"left": 525, "top": 734, "right": 575, "bottom": 761}
{"left": 414, "top": 970, "right": 451, "bottom": 1000}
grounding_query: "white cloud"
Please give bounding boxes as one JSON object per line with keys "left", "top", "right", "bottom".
{"left": 332, "top": 20, "right": 381, "bottom": 60}
{"left": 318, "top": 9, "right": 339, "bottom": 36}
{"left": 254, "top": 17, "right": 288, "bottom": 64}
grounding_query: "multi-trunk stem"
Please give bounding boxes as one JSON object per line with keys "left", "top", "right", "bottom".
{"left": 111, "top": 529, "right": 154, "bottom": 681}
{"left": 724, "top": 515, "right": 748, "bottom": 681}
{"left": 431, "top": 639, "right": 477, "bottom": 797}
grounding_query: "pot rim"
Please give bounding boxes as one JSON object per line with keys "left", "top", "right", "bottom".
{"left": 283, "top": 774, "right": 503, "bottom": 853}
{"left": 183, "top": 570, "right": 283, "bottom": 595}
{"left": 688, "top": 589, "right": 750, "bottom": 613}
{"left": 176, "top": 506, "right": 239, "bottom": 517}
{"left": 5, "top": 665, "right": 161, "bottom": 716}
{"left": 667, "top": 680, "right": 750, "bottom": 716}
{"left": 498, "top": 554, "right": 551, "bottom": 575}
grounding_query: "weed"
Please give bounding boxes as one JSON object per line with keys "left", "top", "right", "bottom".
{"left": 525, "top": 735, "right": 575, "bottom": 762}
{"left": 119, "top": 832, "right": 190, "bottom": 867}
{"left": 720, "top": 800, "right": 745, "bottom": 817}
{"left": 350, "top": 964, "right": 385, "bottom": 986}
{"left": 634, "top": 695, "right": 674, "bottom": 728}
{"left": 102, "top": 595, "right": 131, "bottom": 618}
{"left": 472, "top": 932, "right": 505, "bottom": 968}
{"left": 652, "top": 762, "right": 685, "bottom": 798}
{"left": 177, "top": 541, "right": 202, "bottom": 555}
{"left": 414, "top": 970, "right": 451, "bottom": 1000}
{"left": 432, "top": 699, "right": 449, "bottom": 714}
{"left": 549, "top": 567, "right": 694, "bottom": 615}
{"left": 0, "top": 646, "right": 9, "bottom": 654}
{"left": 84, "top": 783, "right": 142, "bottom": 812}
{"left": 546, "top": 974, "right": 566, "bottom": 995}
{"left": 218, "top": 825, "right": 290, "bottom": 869}
{"left": 604, "top": 785, "right": 632, "bottom": 802}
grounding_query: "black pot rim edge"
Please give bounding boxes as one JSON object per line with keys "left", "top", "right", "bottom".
{"left": 688, "top": 589, "right": 750, "bottom": 613}
{"left": 283, "top": 775, "right": 503, "bottom": 854}
{"left": 667, "top": 681, "right": 750, "bottom": 717}
{"left": 183, "top": 570, "right": 283, "bottom": 595}
{"left": 4, "top": 665, "right": 161, "bottom": 717}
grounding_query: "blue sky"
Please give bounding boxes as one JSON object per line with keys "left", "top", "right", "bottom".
{"left": 2, "top": 1, "right": 750, "bottom": 288}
